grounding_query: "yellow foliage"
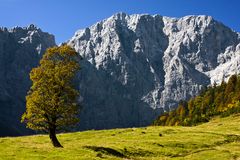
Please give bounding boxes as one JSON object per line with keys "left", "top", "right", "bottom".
{"left": 21, "top": 45, "right": 80, "bottom": 132}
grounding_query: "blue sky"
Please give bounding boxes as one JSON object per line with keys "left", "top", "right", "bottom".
{"left": 0, "top": 0, "right": 239, "bottom": 44}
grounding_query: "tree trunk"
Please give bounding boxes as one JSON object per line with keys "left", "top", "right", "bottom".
{"left": 49, "top": 126, "right": 63, "bottom": 148}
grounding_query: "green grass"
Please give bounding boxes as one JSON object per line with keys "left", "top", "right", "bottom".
{"left": 1, "top": 114, "right": 240, "bottom": 160}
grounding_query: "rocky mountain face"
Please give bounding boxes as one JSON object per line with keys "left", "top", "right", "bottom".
{"left": 1, "top": 13, "right": 240, "bottom": 136}
{"left": 68, "top": 13, "right": 240, "bottom": 130}
{"left": 0, "top": 25, "right": 55, "bottom": 136}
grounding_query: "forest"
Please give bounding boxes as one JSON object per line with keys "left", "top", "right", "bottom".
{"left": 153, "top": 74, "right": 240, "bottom": 126}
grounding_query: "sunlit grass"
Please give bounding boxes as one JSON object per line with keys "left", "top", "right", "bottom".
{"left": 0, "top": 114, "right": 240, "bottom": 159}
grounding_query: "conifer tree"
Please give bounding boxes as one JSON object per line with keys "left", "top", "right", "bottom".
{"left": 153, "top": 74, "right": 240, "bottom": 126}
{"left": 21, "top": 45, "right": 80, "bottom": 147}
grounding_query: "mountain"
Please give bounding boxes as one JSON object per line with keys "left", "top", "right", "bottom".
{"left": 68, "top": 13, "right": 240, "bottom": 130}
{"left": 0, "top": 25, "right": 55, "bottom": 136}
{"left": 153, "top": 74, "right": 240, "bottom": 126}
{"left": 1, "top": 13, "right": 240, "bottom": 136}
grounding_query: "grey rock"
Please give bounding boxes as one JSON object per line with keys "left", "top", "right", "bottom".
{"left": 1, "top": 13, "right": 240, "bottom": 135}
{"left": 68, "top": 13, "right": 240, "bottom": 130}
{"left": 0, "top": 25, "right": 55, "bottom": 136}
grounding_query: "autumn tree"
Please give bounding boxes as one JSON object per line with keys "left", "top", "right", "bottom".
{"left": 21, "top": 45, "right": 80, "bottom": 147}
{"left": 153, "top": 74, "right": 240, "bottom": 127}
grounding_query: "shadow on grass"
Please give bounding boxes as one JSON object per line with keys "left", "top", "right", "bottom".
{"left": 83, "top": 146, "right": 127, "bottom": 158}
{"left": 151, "top": 133, "right": 240, "bottom": 158}
{"left": 83, "top": 145, "right": 155, "bottom": 158}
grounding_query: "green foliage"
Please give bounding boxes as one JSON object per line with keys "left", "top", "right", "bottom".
{"left": 153, "top": 74, "right": 240, "bottom": 126}
{"left": 21, "top": 45, "right": 80, "bottom": 147}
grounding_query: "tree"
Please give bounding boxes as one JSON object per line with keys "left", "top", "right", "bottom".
{"left": 21, "top": 45, "right": 80, "bottom": 147}
{"left": 225, "top": 75, "right": 237, "bottom": 94}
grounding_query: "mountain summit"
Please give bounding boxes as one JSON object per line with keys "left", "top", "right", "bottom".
{"left": 1, "top": 13, "right": 240, "bottom": 135}
{"left": 0, "top": 25, "right": 55, "bottom": 136}
{"left": 68, "top": 13, "right": 240, "bottom": 130}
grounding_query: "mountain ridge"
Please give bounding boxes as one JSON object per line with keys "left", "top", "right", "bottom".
{"left": 0, "top": 24, "right": 56, "bottom": 136}
{"left": 1, "top": 13, "right": 240, "bottom": 135}
{"left": 67, "top": 13, "right": 240, "bottom": 130}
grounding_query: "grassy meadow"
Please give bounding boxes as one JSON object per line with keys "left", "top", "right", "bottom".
{"left": 0, "top": 114, "right": 240, "bottom": 160}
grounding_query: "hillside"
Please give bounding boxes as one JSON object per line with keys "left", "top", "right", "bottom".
{"left": 153, "top": 74, "right": 240, "bottom": 126}
{"left": 0, "top": 114, "right": 240, "bottom": 160}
